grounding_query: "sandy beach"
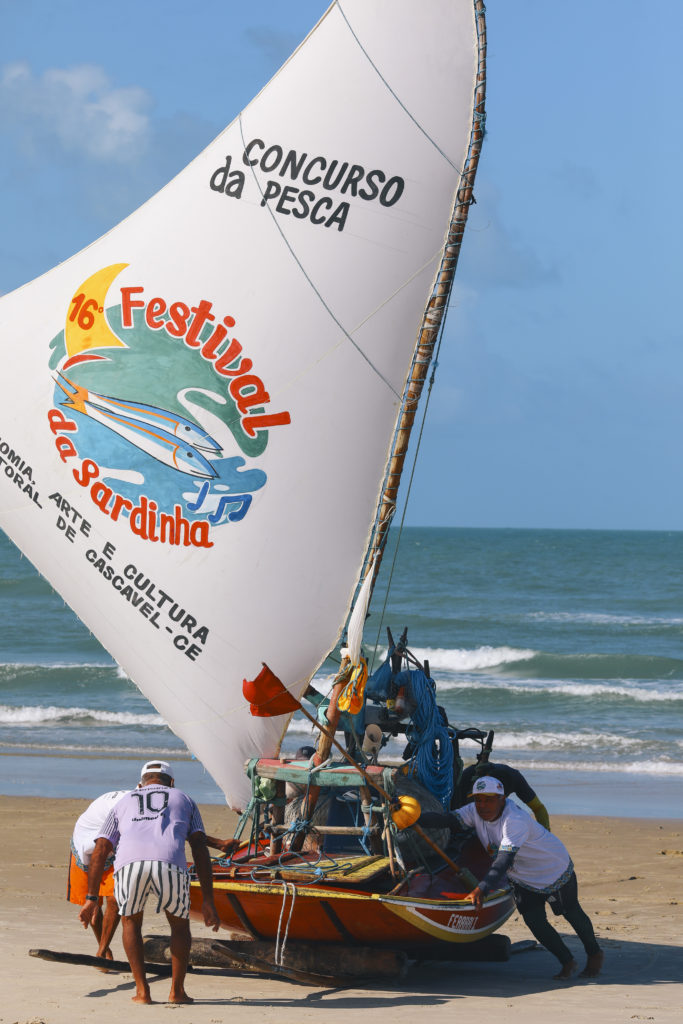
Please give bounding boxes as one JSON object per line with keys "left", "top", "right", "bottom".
{"left": 1, "top": 796, "right": 681, "bottom": 1023}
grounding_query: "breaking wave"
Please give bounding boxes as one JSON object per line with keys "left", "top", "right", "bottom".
{"left": 0, "top": 704, "right": 165, "bottom": 726}
{"left": 527, "top": 611, "right": 683, "bottom": 628}
{"left": 517, "top": 759, "right": 683, "bottom": 777}
{"left": 435, "top": 679, "right": 683, "bottom": 702}
{"left": 366, "top": 647, "right": 683, "bottom": 682}
{"left": 406, "top": 646, "right": 537, "bottom": 672}
{"left": 487, "top": 730, "right": 652, "bottom": 752}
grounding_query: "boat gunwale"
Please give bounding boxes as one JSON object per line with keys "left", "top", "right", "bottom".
{"left": 199, "top": 877, "right": 511, "bottom": 911}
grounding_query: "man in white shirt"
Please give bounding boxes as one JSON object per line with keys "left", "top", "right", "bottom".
{"left": 419, "top": 775, "right": 603, "bottom": 980}
{"left": 68, "top": 789, "right": 130, "bottom": 961}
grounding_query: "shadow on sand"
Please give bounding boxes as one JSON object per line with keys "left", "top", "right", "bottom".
{"left": 84, "top": 934, "right": 682, "bottom": 1007}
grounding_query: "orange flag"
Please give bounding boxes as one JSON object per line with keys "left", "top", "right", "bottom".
{"left": 243, "top": 663, "right": 300, "bottom": 717}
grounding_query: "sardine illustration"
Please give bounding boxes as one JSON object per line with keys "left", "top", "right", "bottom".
{"left": 55, "top": 375, "right": 217, "bottom": 479}
{"left": 57, "top": 374, "right": 222, "bottom": 453}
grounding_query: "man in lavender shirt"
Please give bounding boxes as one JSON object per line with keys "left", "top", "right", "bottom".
{"left": 78, "top": 760, "right": 221, "bottom": 1005}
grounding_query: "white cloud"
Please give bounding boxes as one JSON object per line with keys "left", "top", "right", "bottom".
{"left": 0, "top": 61, "right": 151, "bottom": 162}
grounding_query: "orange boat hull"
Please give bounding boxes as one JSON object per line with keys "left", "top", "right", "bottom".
{"left": 190, "top": 853, "right": 514, "bottom": 950}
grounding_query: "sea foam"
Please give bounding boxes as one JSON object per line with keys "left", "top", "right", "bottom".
{"left": 435, "top": 678, "right": 683, "bottom": 702}
{"left": 516, "top": 758, "right": 683, "bottom": 777}
{"left": 486, "top": 730, "right": 650, "bottom": 752}
{"left": 527, "top": 611, "right": 683, "bottom": 627}
{"left": 0, "top": 704, "right": 165, "bottom": 726}
{"left": 406, "top": 646, "right": 536, "bottom": 672}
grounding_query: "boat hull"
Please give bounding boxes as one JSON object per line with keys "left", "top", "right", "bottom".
{"left": 189, "top": 875, "right": 514, "bottom": 949}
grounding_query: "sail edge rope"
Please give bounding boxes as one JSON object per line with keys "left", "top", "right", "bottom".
{"left": 359, "top": 0, "right": 488, "bottom": 667}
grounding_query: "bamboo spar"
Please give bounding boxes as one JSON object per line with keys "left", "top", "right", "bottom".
{"left": 363, "top": 1, "right": 487, "bottom": 597}
{"left": 281, "top": 3, "right": 488, "bottom": 885}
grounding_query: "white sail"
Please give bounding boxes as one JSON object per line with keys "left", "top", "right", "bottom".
{"left": 0, "top": 1, "right": 483, "bottom": 809}
{"left": 346, "top": 560, "right": 375, "bottom": 668}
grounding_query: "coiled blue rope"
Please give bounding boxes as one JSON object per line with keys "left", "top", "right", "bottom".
{"left": 404, "top": 669, "right": 453, "bottom": 809}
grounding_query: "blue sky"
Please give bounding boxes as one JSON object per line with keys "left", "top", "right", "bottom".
{"left": 1, "top": 1, "right": 681, "bottom": 530}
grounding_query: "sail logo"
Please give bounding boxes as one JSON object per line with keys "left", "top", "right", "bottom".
{"left": 118, "top": 286, "right": 291, "bottom": 440}
{"left": 48, "top": 264, "right": 291, "bottom": 547}
{"left": 209, "top": 139, "right": 405, "bottom": 233}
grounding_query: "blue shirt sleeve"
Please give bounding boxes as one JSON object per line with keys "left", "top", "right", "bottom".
{"left": 477, "top": 849, "right": 516, "bottom": 895}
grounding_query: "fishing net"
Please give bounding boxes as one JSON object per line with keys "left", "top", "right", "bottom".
{"left": 391, "top": 772, "right": 450, "bottom": 858}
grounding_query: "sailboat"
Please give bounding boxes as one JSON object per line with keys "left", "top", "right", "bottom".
{"left": 0, "top": 0, "right": 515, "bottom": 965}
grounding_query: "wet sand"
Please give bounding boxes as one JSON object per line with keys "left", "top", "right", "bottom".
{"left": 1, "top": 796, "right": 681, "bottom": 1023}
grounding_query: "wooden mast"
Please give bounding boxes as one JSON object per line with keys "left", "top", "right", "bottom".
{"left": 362, "top": 0, "right": 488, "bottom": 598}
{"left": 293, "top": 2, "right": 487, "bottom": 806}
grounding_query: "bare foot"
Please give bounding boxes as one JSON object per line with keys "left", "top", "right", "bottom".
{"left": 553, "top": 958, "right": 578, "bottom": 981}
{"left": 580, "top": 950, "right": 604, "bottom": 978}
{"left": 168, "top": 990, "right": 194, "bottom": 1004}
{"left": 132, "top": 989, "right": 153, "bottom": 1004}
{"left": 95, "top": 946, "right": 114, "bottom": 973}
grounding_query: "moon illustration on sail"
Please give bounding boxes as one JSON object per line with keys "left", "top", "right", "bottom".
{"left": 63, "top": 263, "right": 129, "bottom": 369}
{"left": 0, "top": 0, "right": 485, "bottom": 809}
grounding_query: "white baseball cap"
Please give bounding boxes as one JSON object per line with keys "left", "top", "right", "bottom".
{"left": 141, "top": 759, "right": 173, "bottom": 779}
{"left": 469, "top": 775, "right": 504, "bottom": 797}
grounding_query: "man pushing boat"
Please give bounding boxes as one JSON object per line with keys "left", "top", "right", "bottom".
{"left": 78, "top": 760, "right": 232, "bottom": 1004}
{"left": 418, "top": 776, "right": 603, "bottom": 981}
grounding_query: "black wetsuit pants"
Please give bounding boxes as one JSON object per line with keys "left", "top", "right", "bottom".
{"left": 511, "top": 872, "right": 601, "bottom": 966}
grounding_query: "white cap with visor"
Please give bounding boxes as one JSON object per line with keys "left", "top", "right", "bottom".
{"left": 140, "top": 759, "right": 173, "bottom": 779}
{"left": 469, "top": 775, "right": 504, "bottom": 797}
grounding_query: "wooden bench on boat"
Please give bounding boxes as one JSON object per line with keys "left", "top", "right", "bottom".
{"left": 249, "top": 757, "right": 393, "bottom": 787}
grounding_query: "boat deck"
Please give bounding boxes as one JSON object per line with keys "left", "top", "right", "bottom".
{"left": 214, "top": 852, "right": 393, "bottom": 886}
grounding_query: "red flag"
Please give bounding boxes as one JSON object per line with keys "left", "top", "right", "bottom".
{"left": 243, "top": 663, "right": 300, "bottom": 717}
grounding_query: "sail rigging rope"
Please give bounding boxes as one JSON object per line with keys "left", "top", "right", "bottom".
{"left": 364, "top": 2, "right": 487, "bottom": 668}
{"left": 237, "top": 114, "right": 401, "bottom": 400}
{"left": 336, "top": 2, "right": 465, "bottom": 174}
{"left": 274, "top": 881, "right": 297, "bottom": 966}
{"left": 367, "top": 330, "right": 447, "bottom": 673}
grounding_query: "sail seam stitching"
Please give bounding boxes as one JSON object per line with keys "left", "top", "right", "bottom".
{"left": 336, "top": 2, "right": 463, "bottom": 173}
{"left": 237, "top": 114, "right": 401, "bottom": 400}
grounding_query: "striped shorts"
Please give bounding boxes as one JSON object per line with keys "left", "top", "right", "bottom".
{"left": 114, "top": 861, "right": 191, "bottom": 918}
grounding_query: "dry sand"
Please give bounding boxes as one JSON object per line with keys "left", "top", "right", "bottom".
{"left": 0, "top": 796, "right": 681, "bottom": 1023}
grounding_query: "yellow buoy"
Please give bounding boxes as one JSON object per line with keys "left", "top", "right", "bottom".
{"left": 390, "top": 794, "right": 421, "bottom": 830}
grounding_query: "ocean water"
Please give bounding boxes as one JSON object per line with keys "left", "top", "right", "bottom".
{"left": 1, "top": 527, "right": 682, "bottom": 819}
